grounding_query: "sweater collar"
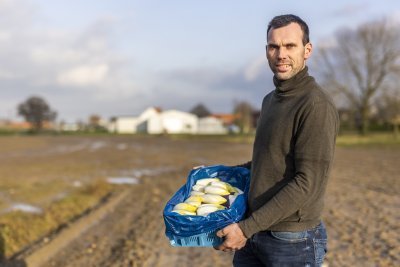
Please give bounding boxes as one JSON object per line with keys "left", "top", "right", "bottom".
{"left": 273, "top": 66, "right": 310, "bottom": 95}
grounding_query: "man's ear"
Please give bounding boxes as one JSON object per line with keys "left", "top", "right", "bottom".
{"left": 304, "top": 42, "right": 312, "bottom": 60}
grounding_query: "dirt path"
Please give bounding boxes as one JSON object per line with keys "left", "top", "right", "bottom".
{"left": 5, "top": 140, "right": 399, "bottom": 267}
{"left": 38, "top": 169, "right": 233, "bottom": 267}
{"left": 24, "top": 190, "right": 131, "bottom": 267}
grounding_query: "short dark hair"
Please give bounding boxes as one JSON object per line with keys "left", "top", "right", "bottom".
{"left": 267, "top": 14, "right": 310, "bottom": 45}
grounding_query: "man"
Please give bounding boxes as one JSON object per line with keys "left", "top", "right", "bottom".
{"left": 214, "top": 14, "right": 339, "bottom": 266}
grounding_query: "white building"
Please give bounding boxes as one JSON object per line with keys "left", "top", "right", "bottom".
{"left": 110, "top": 107, "right": 227, "bottom": 135}
{"left": 198, "top": 116, "right": 227, "bottom": 135}
{"left": 108, "top": 116, "right": 139, "bottom": 134}
{"left": 161, "top": 110, "right": 198, "bottom": 134}
{"left": 59, "top": 122, "right": 80, "bottom": 132}
{"left": 136, "top": 108, "right": 198, "bottom": 134}
{"left": 136, "top": 107, "right": 163, "bottom": 134}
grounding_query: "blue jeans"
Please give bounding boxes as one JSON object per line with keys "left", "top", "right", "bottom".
{"left": 233, "top": 222, "right": 328, "bottom": 267}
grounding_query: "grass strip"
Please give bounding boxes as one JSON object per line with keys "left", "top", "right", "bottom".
{"left": 0, "top": 181, "right": 113, "bottom": 258}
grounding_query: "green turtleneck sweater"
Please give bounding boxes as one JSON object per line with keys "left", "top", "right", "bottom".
{"left": 238, "top": 67, "right": 339, "bottom": 238}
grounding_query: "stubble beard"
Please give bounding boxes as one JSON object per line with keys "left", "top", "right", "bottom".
{"left": 271, "top": 61, "right": 305, "bottom": 81}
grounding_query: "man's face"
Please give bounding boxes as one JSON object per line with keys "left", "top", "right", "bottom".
{"left": 266, "top": 22, "right": 312, "bottom": 80}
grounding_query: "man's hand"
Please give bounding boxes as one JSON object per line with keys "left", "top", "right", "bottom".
{"left": 214, "top": 223, "right": 247, "bottom": 252}
{"left": 192, "top": 165, "right": 204, "bottom": 169}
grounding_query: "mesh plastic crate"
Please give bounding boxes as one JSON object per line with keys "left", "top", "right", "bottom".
{"left": 164, "top": 165, "right": 250, "bottom": 247}
{"left": 169, "top": 230, "right": 223, "bottom": 247}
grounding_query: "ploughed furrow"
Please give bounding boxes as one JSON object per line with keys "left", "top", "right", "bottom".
{"left": 38, "top": 168, "right": 233, "bottom": 267}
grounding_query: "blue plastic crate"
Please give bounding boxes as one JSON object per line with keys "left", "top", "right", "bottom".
{"left": 164, "top": 165, "right": 250, "bottom": 247}
{"left": 169, "top": 230, "right": 223, "bottom": 247}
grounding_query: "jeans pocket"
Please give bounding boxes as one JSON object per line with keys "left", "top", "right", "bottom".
{"left": 313, "top": 239, "right": 327, "bottom": 266}
{"left": 270, "top": 230, "right": 308, "bottom": 243}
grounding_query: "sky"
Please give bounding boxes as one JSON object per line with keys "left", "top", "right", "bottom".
{"left": 1, "top": 0, "right": 400, "bottom": 122}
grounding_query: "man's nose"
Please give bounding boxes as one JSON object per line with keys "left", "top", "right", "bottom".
{"left": 277, "top": 47, "right": 287, "bottom": 59}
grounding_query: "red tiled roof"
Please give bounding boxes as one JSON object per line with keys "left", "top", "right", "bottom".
{"left": 211, "top": 113, "right": 238, "bottom": 125}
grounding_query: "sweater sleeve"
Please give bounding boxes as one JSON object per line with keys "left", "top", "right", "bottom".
{"left": 238, "top": 100, "right": 339, "bottom": 238}
{"left": 235, "top": 161, "right": 252, "bottom": 170}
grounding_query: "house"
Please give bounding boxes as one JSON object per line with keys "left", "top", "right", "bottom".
{"left": 211, "top": 113, "right": 240, "bottom": 133}
{"left": 0, "top": 120, "right": 31, "bottom": 130}
{"left": 161, "top": 110, "right": 198, "bottom": 134}
{"left": 0, "top": 119, "right": 56, "bottom": 131}
{"left": 137, "top": 109, "right": 198, "bottom": 134}
{"left": 212, "top": 113, "right": 238, "bottom": 126}
{"left": 60, "top": 122, "right": 80, "bottom": 132}
{"left": 108, "top": 116, "right": 139, "bottom": 134}
{"left": 136, "top": 107, "right": 163, "bottom": 134}
{"left": 111, "top": 107, "right": 198, "bottom": 134}
{"left": 110, "top": 107, "right": 231, "bottom": 135}
{"left": 198, "top": 116, "right": 227, "bottom": 134}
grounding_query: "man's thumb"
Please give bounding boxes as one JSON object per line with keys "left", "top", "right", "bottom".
{"left": 216, "top": 228, "right": 226, "bottom": 238}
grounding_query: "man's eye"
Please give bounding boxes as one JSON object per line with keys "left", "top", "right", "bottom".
{"left": 286, "top": 44, "right": 295, "bottom": 49}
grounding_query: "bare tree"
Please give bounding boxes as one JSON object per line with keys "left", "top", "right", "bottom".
{"left": 377, "top": 90, "right": 400, "bottom": 138}
{"left": 233, "top": 101, "right": 254, "bottom": 134}
{"left": 315, "top": 19, "right": 400, "bottom": 134}
{"left": 17, "top": 96, "right": 57, "bottom": 132}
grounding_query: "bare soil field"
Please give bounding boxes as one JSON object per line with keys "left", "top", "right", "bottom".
{"left": 0, "top": 135, "right": 398, "bottom": 267}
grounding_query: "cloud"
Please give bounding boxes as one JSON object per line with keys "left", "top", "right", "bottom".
{"left": 0, "top": 1, "right": 144, "bottom": 121}
{"left": 153, "top": 57, "right": 273, "bottom": 113}
{"left": 57, "top": 64, "right": 109, "bottom": 87}
{"left": 0, "top": 69, "right": 18, "bottom": 79}
{"left": 244, "top": 55, "right": 267, "bottom": 82}
{"left": 0, "top": 1, "right": 273, "bottom": 121}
